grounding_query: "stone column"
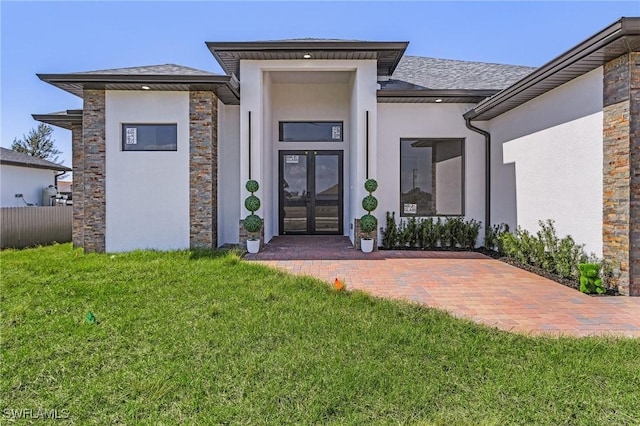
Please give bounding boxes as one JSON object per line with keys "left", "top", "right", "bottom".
{"left": 82, "top": 89, "right": 106, "bottom": 253}
{"left": 70, "top": 123, "right": 84, "bottom": 249}
{"left": 603, "top": 52, "right": 640, "bottom": 296}
{"left": 189, "top": 91, "right": 218, "bottom": 249}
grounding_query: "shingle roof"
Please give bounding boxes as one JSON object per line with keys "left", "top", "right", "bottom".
{"left": 0, "top": 147, "right": 71, "bottom": 171}
{"left": 37, "top": 64, "right": 239, "bottom": 105}
{"left": 391, "top": 56, "right": 536, "bottom": 90}
{"left": 76, "top": 64, "right": 219, "bottom": 76}
{"left": 260, "top": 38, "right": 368, "bottom": 42}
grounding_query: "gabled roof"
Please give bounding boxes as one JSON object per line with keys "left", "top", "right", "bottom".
{"left": 37, "top": 64, "right": 240, "bottom": 105}
{"left": 466, "top": 17, "right": 640, "bottom": 120}
{"left": 0, "top": 147, "right": 71, "bottom": 172}
{"left": 205, "top": 39, "right": 408, "bottom": 78}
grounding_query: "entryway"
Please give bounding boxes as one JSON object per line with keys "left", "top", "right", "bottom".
{"left": 279, "top": 150, "right": 343, "bottom": 235}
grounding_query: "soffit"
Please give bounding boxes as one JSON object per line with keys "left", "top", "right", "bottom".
{"left": 37, "top": 74, "right": 240, "bottom": 105}
{"left": 269, "top": 71, "right": 353, "bottom": 84}
{"left": 206, "top": 40, "right": 408, "bottom": 78}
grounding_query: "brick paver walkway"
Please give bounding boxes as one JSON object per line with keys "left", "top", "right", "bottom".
{"left": 246, "top": 236, "right": 640, "bottom": 337}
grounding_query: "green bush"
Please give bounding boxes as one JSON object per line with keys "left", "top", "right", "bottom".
{"left": 498, "top": 220, "right": 615, "bottom": 288}
{"left": 244, "top": 180, "right": 262, "bottom": 236}
{"left": 484, "top": 223, "right": 509, "bottom": 253}
{"left": 380, "top": 214, "right": 481, "bottom": 250}
{"left": 364, "top": 179, "right": 378, "bottom": 193}
{"left": 360, "top": 214, "right": 377, "bottom": 236}
{"left": 382, "top": 212, "right": 398, "bottom": 248}
{"left": 406, "top": 217, "right": 419, "bottom": 248}
{"left": 245, "top": 180, "right": 259, "bottom": 193}
{"left": 243, "top": 214, "right": 262, "bottom": 234}
{"left": 362, "top": 195, "right": 378, "bottom": 212}
{"left": 579, "top": 263, "right": 605, "bottom": 294}
{"left": 360, "top": 180, "right": 378, "bottom": 239}
{"left": 244, "top": 195, "right": 261, "bottom": 212}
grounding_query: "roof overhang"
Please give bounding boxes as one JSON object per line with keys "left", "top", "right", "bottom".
{"left": 465, "top": 17, "right": 640, "bottom": 121}
{"left": 205, "top": 40, "right": 409, "bottom": 78}
{"left": 377, "top": 89, "right": 498, "bottom": 104}
{"left": 32, "top": 109, "right": 83, "bottom": 131}
{"left": 36, "top": 73, "right": 240, "bottom": 105}
{"left": 0, "top": 158, "right": 72, "bottom": 172}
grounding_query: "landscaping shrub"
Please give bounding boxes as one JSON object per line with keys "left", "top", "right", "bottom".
{"left": 578, "top": 263, "right": 605, "bottom": 294}
{"left": 380, "top": 213, "right": 481, "bottom": 250}
{"left": 498, "top": 220, "right": 616, "bottom": 289}
{"left": 484, "top": 223, "right": 509, "bottom": 253}
{"left": 381, "top": 211, "right": 399, "bottom": 248}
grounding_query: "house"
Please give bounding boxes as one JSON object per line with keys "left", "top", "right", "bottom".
{"left": 33, "top": 18, "right": 639, "bottom": 295}
{"left": 0, "top": 147, "right": 72, "bottom": 207}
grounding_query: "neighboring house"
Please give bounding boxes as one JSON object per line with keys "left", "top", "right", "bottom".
{"left": 57, "top": 180, "right": 72, "bottom": 194}
{"left": 0, "top": 147, "right": 72, "bottom": 207}
{"left": 33, "top": 18, "right": 639, "bottom": 295}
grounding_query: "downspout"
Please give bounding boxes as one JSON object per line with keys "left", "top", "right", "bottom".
{"left": 464, "top": 117, "right": 491, "bottom": 242}
{"left": 54, "top": 171, "right": 66, "bottom": 188}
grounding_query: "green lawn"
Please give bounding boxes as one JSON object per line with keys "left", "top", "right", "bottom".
{"left": 1, "top": 244, "right": 639, "bottom": 425}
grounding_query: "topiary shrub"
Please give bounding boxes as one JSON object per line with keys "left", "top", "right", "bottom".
{"left": 360, "top": 214, "right": 377, "bottom": 236}
{"left": 364, "top": 178, "right": 378, "bottom": 193}
{"left": 243, "top": 214, "right": 262, "bottom": 234}
{"left": 244, "top": 195, "right": 261, "bottom": 212}
{"left": 362, "top": 195, "right": 378, "bottom": 212}
{"left": 244, "top": 180, "right": 262, "bottom": 239}
{"left": 246, "top": 180, "right": 259, "bottom": 194}
{"left": 579, "top": 263, "right": 605, "bottom": 294}
{"left": 361, "top": 179, "right": 378, "bottom": 239}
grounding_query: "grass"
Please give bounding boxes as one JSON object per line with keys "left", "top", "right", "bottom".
{"left": 1, "top": 244, "right": 639, "bottom": 425}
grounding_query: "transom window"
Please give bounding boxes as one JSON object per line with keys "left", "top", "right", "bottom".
{"left": 400, "top": 138, "right": 464, "bottom": 216}
{"left": 279, "top": 121, "right": 343, "bottom": 142}
{"left": 122, "top": 124, "right": 177, "bottom": 151}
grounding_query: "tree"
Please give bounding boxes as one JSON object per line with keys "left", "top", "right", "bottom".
{"left": 11, "top": 123, "right": 62, "bottom": 163}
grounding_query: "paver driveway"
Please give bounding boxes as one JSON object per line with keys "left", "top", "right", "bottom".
{"left": 246, "top": 236, "right": 640, "bottom": 337}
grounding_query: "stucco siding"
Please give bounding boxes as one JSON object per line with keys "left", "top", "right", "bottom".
{"left": 271, "top": 81, "right": 351, "bottom": 236}
{"left": 218, "top": 103, "right": 241, "bottom": 245}
{"left": 489, "top": 67, "right": 604, "bottom": 255}
{"left": 240, "top": 60, "right": 378, "bottom": 242}
{"left": 105, "top": 91, "right": 190, "bottom": 252}
{"left": 0, "top": 165, "right": 56, "bottom": 207}
{"left": 377, "top": 103, "right": 486, "bottom": 241}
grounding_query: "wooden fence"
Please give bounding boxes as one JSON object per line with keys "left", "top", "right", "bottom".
{"left": 0, "top": 206, "right": 72, "bottom": 249}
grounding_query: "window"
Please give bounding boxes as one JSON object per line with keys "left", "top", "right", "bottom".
{"left": 400, "top": 138, "right": 464, "bottom": 216}
{"left": 279, "top": 122, "right": 343, "bottom": 142}
{"left": 122, "top": 124, "right": 177, "bottom": 151}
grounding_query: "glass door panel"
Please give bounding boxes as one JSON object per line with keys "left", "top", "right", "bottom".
{"left": 282, "top": 153, "right": 308, "bottom": 234}
{"left": 279, "top": 151, "right": 343, "bottom": 235}
{"left": 314, "top": 154, "right": 340, "bottom": 233}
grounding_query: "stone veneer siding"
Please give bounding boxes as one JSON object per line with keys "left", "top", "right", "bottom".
{"left": 80, "top": 89, "right": 106, "bottom": 253}
{"left": 353, "top": 217, "right": 378, "bottom": 251}
{"left": 603, "top": 52, "right": 639, "bottom": 296}
{"left": 70, "top": 123, "right": 84, "bottom": 249}
{"left": 239, "top": 219, "right": 264, "bottom": 249}
{"left": 189, "top": 91, "right": 218, "bottom": 249}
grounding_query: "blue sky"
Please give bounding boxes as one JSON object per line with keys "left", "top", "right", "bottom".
{"left": 1, "top": 1, "right": 638, "bottom": 168}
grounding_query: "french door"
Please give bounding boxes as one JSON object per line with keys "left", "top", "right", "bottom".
{"left": 279, "top": 150, "right": 343, "bottom": 235}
